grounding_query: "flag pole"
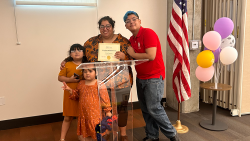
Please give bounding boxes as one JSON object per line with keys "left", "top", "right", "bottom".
{"left": 173, "top": 102, "right": 189, "bottom": 133}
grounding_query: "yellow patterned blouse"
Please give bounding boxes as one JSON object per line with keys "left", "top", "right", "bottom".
{"left": 83, "top": 34, "right": 133, "bottom": 89}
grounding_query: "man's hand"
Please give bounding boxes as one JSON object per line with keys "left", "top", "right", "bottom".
{"left": 127, "top": 46, "right": 135, "bottom": 58}
{"left": 114, "top": 51, "right": 125, "bottom": 60}
{"left": 127, "top": 47, "right": 156, "bottom": 61}
{"left": 60, "top": 61, "right": 66, "bottom": 70}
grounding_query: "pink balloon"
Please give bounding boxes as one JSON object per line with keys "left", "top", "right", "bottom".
{"left": 195, "top": 66, "right": 214, "bottom": 82}
{"left": 203, "top": 31, "right": 221, "bottom": 50}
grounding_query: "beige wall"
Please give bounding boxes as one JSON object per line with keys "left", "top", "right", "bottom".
{"left": 241, "top": 0, "right": 250, "bottom": 114}
{"left": 0, "top": 0, "right": 167, "bottom": 121}
{"left": 97, "top": 0, "right": 168, "bottom": 102}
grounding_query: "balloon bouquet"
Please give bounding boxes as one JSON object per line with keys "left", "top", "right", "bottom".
{"left": 196, "top": 17, "right": 238, "bottom": 88}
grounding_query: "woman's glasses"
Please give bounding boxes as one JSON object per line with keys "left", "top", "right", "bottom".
{"left": 100, "top": 24, "right": 112, "bottom": 30}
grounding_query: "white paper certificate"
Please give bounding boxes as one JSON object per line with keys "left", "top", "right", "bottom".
{"left": 98, "top": 43, "right": 120, "bottom": 62}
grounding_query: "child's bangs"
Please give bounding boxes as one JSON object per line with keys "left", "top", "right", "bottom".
{"left": 70, "top": 44, "right": 84, "bottom": 51}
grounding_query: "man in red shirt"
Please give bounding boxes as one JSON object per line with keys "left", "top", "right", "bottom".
{"left": 124, "top": 11, "right": 180, "bottom": 141}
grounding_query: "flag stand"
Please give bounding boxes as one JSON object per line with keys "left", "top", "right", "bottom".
{"left": 173, "top": 102, "right": 189, "bottom": 133}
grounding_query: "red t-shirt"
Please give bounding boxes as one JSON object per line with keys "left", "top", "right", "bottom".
{"left": 129, "top": 27, "right": 165, "bottom": 80}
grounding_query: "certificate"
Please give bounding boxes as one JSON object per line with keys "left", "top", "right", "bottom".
{"left": 98, "top": 43, "right": 120, "bottom": 62}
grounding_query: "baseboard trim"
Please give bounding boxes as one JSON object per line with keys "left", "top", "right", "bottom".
{"left": 0, "top": 113, "right": 64, "bottom": 130}
{"left": 0, "top": 101, "right": 141, "bottom": 130}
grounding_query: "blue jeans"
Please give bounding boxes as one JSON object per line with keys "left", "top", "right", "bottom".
{"left": 136, "top": 76, "right": 176, "bottom": 139}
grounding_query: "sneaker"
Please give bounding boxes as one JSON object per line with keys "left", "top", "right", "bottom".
{"left": 143, "top": 137, "right": 159, "bottom": 141}
{"left": 170, "top": 133, "right": 180, "bottom": 141}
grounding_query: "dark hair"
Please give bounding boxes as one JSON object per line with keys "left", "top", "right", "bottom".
{"left": 64, "top": 44, "right": 87, "bottom": 63}
{"left": 82, "top": 68, "right": 96, "bottom": 73}
{"left": 98, "top": 16, "right": 115, "bottom": 29}
{"left": 123, "top": 11, "right": 139, "bottom": 22}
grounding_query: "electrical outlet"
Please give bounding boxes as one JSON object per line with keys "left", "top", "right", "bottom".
{"left": 189, "top": 40, "right": 201, "bottom": 50}
{"left": 0, "top": 97, "right": 5, "bottom": 106}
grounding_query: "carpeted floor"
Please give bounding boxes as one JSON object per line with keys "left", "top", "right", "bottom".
{"left": 1, "top": 101, "right": 250, "bottom": 141}
{"left": 130, "top": 127, "right": 169, "bottom": 141}
{"left": 107, "top": 127, "right": 169, "bottom": 141}
{"left": 123, "top": 101, "right": 250, "bottom": 141}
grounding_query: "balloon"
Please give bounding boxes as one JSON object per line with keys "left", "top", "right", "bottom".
{"left": 196, "top": 50, "right": 215, "bottom": 68}
{"left": 214, "top": 17, "right": 234, "bottom": 39}
{"left": 220, "top": 47, "right": 238, "bottom": 65}
{"left": 221, "top": 34, "right": 235, "bottom": 50}
{"left": 195, "top": 66, "right": 215, "bottom": 82}
{"left": 203, "top": 31, "right": 221, "bottom": 50}
{"left": 204, "top": 47, "right": 221, "bottom": 63}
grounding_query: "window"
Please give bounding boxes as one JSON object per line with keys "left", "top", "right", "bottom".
{"left": 15, "top": 0, "right": 97, "bottom": 6}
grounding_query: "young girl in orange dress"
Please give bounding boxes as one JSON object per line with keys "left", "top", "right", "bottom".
{"left": 62, "top": 64, "right": 112, "bottom": 141}
{"left": 58, "top": 44, "right": 87, "bottom": 141}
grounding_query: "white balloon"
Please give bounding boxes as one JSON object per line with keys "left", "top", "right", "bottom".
{"left": 221, "top": 34, "right": 235, "bottom": 50}
{"left": 220, "top": 47, "right": 238, "bottom": 65}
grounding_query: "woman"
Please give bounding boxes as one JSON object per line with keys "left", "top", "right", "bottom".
{"left": 61, "top": 16, "right": 133, "bottom": 141}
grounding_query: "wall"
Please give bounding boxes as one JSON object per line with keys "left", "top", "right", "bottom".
{"left": 241, "top": 0, "right": 250, "bottom": 115}
{"left": 97, "top": 0, "right": 168, "bottom": 103}
{"left": 0, "top": 0, "right": 167, "bottom": 121}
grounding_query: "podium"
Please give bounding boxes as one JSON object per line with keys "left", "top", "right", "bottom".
{"left": 77, "top": 59, "right": 148, "bottom": 141}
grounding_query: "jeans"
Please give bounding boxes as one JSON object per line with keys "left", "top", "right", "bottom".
{"left": 136, "top": 76, "right": 176, "bottom": 139}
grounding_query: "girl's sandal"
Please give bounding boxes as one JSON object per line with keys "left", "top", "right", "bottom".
{"left": 59, "top": 139, "right": 65, "bottom": 141}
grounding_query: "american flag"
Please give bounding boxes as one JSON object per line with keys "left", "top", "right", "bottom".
{"left": 167, "top": 0, "right": 191, "bottom": 102}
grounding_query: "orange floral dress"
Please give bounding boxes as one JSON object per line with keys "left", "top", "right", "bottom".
{"left": 69, "top": 80, "right": 112, "bottom": 139}
{"left": 58, "top": 62, "right": 82, "bottom": 116}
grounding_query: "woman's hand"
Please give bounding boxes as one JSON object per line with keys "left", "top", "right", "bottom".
{"left": 62, "top": 82, "right": 72, "bottom": 93}
{"left": 60, "top": 61, "right": 66, "bottom": 70}
{"left": 127, "top": 46, "right": 135, "bottom": 58}
{"left": 114, "top": 51, "right": 125, "bottom": 60}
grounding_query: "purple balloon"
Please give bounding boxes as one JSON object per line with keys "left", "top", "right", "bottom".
{"left": 214, "top": 17, "right": 234, "bottom": 39}
{"left": 204, "top": 47, "right": 221, "bottom": 63}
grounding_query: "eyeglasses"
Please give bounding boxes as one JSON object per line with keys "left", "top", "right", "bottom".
{"left": 100, "top": 24, "right": 112, "bottom": 30}
{"left": 125, "top": 17, "right": 138, "bottom": 24}
{"left": 70, "top": 50, "right": 83, "bottom": 53}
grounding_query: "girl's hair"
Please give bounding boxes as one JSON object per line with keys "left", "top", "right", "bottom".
{"left": 98, "top": 16, "right": 115, "bottom": 29}
{"left": 82, "top": 68, "right": 96, "bottom": 73}
{"left": 65, "top": 44, "right": 87, "bottom": 63}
